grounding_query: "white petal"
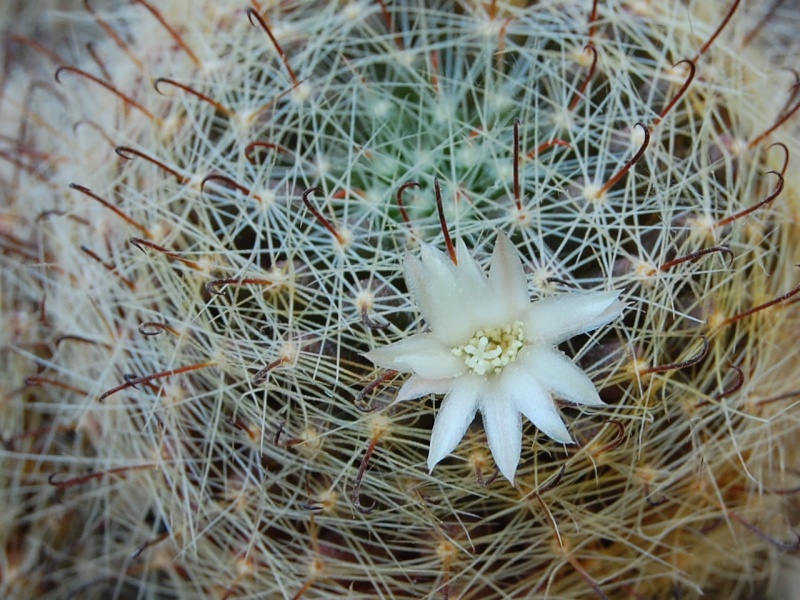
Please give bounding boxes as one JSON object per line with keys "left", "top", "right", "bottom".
{"left": 488, "top": 233, "right": 529, "bottom": 318}
{"left": 522, "top": 346, "right": 605, "bottom": 406}
{"left": 454, "top": 239, "right": 496, "bottom": 326}
{"left": 404, "top": 250, "right": 451, "bottom": 328}
{"left": 427, "top": 375, "right": 484, "bottom": 472}
{"left": 407, "top": 244, "right": 477, "bottom": 345}
{"left": 364, "top": 334, "right": 465, "bottom": 379}
{"left": 524, "top": 290, "right": 625, "bottom": 344}
{"left": 500, "top": 364, "right": 573, "bottom": 444}
{"left": 395, "top": 375, "right": 452, "bottom": 403}
{"left": 480, "top": 391, "right": 522, "bottom": 484}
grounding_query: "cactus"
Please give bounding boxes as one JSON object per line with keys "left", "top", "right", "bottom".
{"left": 2, "top": 1, "right": 799, "bottom": 598}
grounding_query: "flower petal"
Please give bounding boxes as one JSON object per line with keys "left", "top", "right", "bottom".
{"left": 523, "top": 290, "right": 625, "bottom": 344}
{"left": 427, "top": 374, "right": 484, "bottom": 472}
{"left": 395, "top": 375, "right": 452, "bottom": 403}
{"left": 501, "top": 364, "right": 573, "bottom": 444}
{"left": 480, "top": 391, "right": 522, "bottom": 484}
{"left": 406, "top": 244, "right": 478, "bottom": 345}
{"left": 488, "top": 233, "right": 529, "bottom": 318}
{"left": 521, "top": 346, "right": 605, "bottom": 406}
{"left": 364, "top": 333, "right": 465, "bottom": 379}
{"left": 404, "top": 250, "right": 451, "bottom": 328}
{"left": 454, "top": 239, "right": 488, "bottom": 291}
{"left": 454, "top": 239, "right": 496, "bottom": 326}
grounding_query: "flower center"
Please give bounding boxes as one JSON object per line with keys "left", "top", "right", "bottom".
{"left": 451, "top": 321, "right": 525, "bottom": 376}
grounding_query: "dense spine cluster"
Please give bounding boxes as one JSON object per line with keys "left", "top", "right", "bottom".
{"left": 1, "top": 1, "right": 799, "bottom": 598}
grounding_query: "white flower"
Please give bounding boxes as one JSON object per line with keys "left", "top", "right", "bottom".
{"left": 365, "top": 234, "right": 625, "bottom": 484}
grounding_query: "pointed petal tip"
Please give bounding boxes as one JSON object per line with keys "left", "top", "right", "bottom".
{"left": 597, "top": 289, "right": 625, "bottom": 308}
{"left": 499, "top": 465, "right": 517, "bottom": 485}
{"left": 361, "top": 348, "right": 380, "bottom": 367}
{"left": 542, "top": 408, "right": 575, "bottom": 445}
{"left": 577, "top": 392, "right": 606, "bottom": 407}
{"left": 551, "top": 431, "right": 575, "bottom": 445}
{"left": 599, "top": 298, "right": 628, "bottom": 327}
{"left": 492, "top": 230, "right": 520, "bottom": 263}
{"left": 604, "top": 292, "right": 628, "bottom": 316}
{"left": 395, "top": 375, "right": 452, "bottom": 403}
{"left": 489, "top": 440, "right": 518, "bottom": 484}
{"left": 455, "top": 238, "right": 470, "bottom": 261}
{"left": 494, "top": 230, "right": 511, "bottom": 249}
{"left": 427, "top": 440, "right": 454, "bottom": 475}
{"left": 492, "top": 459, "right": 520, "bottom": 486}
{"left": 419, "top": 241, "right": 452, "bottom": 269}
{"left": 362, "top": 345, "right": 398, "bottom": 370}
